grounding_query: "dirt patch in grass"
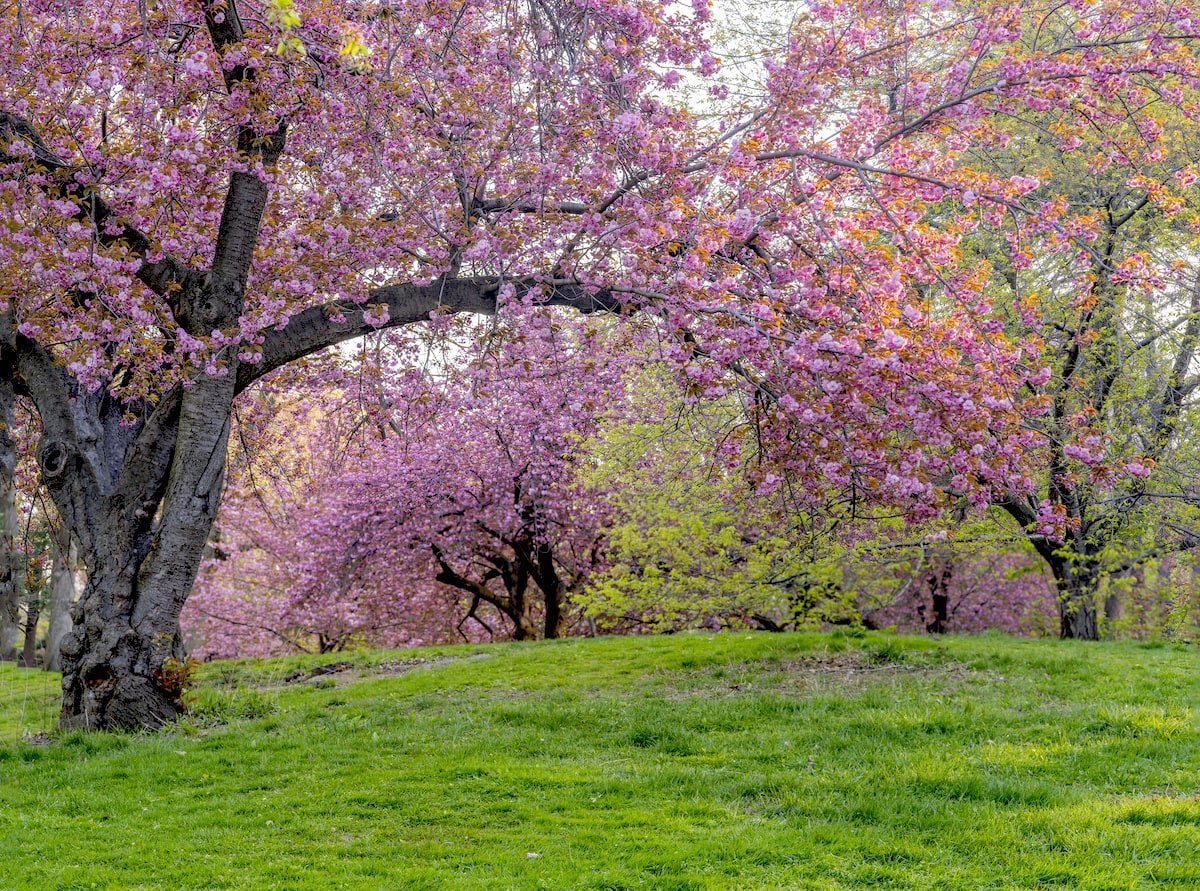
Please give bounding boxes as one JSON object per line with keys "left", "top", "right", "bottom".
{"left": 283, "top": 661, "right": 355, "bottom": 684}
{"left": 278, "top": 652, "right": 495, "bottom": 688}
{"left": 660, "top": 649, "right": 998, "bottom": 699}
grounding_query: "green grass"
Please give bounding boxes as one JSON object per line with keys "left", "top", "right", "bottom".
{"left": 0, "top": 660, "right": 58, "bottom": 739}
{"left": 2, "top": 631, "right": 1199, "bottom": 889}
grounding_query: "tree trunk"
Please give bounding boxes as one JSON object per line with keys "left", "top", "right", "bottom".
{"left": 45, "top": 526, "right": 77, "bottom": 672}
{"left": 57, "top": 571, "right": 183, "bottom": 729}
{"left": 508, "top": 569, "right": 539, "bottom": 641}
{"left": 1002, "top": 496, "right": 1103, "bottom": 642}
{"left": 511, "top": 613, "right": 540, "bottom": 641}
{"left": 54, "top": 373, "right": 235, "bottom": 730}
{"left": 0, "top": 376, "right": 20, "bottom": 661}
{"left": 1055, "top": 560, "right": 1099, "bottom": 640}
{"left": 20, "top": 599, "right": 40, "bottom": 667}
{"left": 925, "top": 563, "right": 953, "bottom": 635}
{"left": 533, "top": 543, "right": 566, "bottom": 640}
{"left": 1103, "top": 592, "right": 1122, "bottom": 624}
{"left": 0, "top": 477, "right": 19, "bottom": 661}
{"left": 543, "top": 592, "right": 563, "bottom": 640}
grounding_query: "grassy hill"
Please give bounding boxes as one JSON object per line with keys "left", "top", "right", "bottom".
{"left": 1, "top": 631, "right": 1198, "bottom": 889}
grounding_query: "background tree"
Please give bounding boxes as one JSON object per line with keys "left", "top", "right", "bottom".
{"left": 0, "top": 468, "right": 19, "bottom": 661}
{"left": 950, "top": 61, "right": 1200, "bottom": 638}
{"left": 0, "top": 386, "right": 29, "bottom": 660}
{"left": 582, "top": 372, "right": 856, "bottom": 633}
{"left": 44, "top": 523, "right": 79, "bottom": 672}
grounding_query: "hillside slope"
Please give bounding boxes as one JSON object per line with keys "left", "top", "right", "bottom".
{"left": 2, "top": 632, "right": 1199, "bottom": 889}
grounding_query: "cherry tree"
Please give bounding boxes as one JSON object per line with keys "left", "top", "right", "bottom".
{"left": 188, "top": 312, "right": 624, "bottom": 653}
{"left": 953, "top": 87, "right": 1200, "bottom": 638}
{"left": 182, "top": 352, "right": 466, "bottom": 656}
{"left": 3, "top": 0, "right": 1197, "bottom": 726}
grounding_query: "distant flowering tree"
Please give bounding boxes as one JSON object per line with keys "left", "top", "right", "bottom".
{"left": 187, "top": 313, "right": 627, "bottom": 655}
{"left": 4, "top": 0, "right": 1199, "bottom": 725}
{"left": 183, "top": 357, "right": 471, "bottom": 657}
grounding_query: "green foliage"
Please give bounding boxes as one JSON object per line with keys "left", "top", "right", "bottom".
{"left": 955, "top": 80, "right": 1200, "bottom": 627}
{"left": 1096, "top": 557, "right": 1200, "bottom": 641}
{"left": 0, "top": 662, "right": 57, "bottom": 739}
{"left": 2, "top": 633, "right": 1199, "bottom": 888}
{"left": 582, "top": 380, "right": 856, "bottom": 632}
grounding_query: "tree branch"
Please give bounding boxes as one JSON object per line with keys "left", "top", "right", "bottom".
{"left": 200, "top": 0, "right": 288, "bottom": 328}
{"left": 237, "top": 276, "right": 618, "bottom": 392}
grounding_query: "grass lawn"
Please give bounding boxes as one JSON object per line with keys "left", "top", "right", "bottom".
{"left": 1, "top": 631, "right": 1198, "bottom": 889}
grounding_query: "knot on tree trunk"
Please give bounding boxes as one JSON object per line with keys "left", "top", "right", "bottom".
{"left": 37, "top": 438, "right": 72, "bottom": 482}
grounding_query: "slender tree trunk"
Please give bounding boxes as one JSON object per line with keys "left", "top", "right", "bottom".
{"left": 509, "top": 576, "right": 540, "bottom": 641}
{"left": 0, "top": 376, "right": 20, "bottom": 661}
{"left": 0, "top": 479, "right": 19, "bottom": 661}
{"left": 534, "top": 544, "right": 566, "bottom": 640}
{"left": 1053, "top": 558, "right": 1099, "bottom": 640}
{"left": 1103, "top": 592, "right": 1122, "bottom": 624}
{"left": 1003, "top": 495, "right": 1102, "bottom": 642}
{"left": 926, "top": 564, "right": 952, "bottom": 635}
{"left": 45, "top": 526, "right": 77, "bottom": 672}
{"left": 19, "top": 599, "right": 39, "bottom": 667}
{"left": 543, "top": 592, "right": 563, "bottom": 639}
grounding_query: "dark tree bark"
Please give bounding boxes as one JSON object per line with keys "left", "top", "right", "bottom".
{"left": 1001, "top": 496, "right": 1102, "bottom": 641}
{"left": 432, "top": 532, "right": 573, "bottom": 642}
{"left": 537, "top": 549, "right": 566, "bottom": 640}
{"left": 925, "top": 563, "right": 953, "bottom": 635}
{"left": 520, "top": 539, "right": 568, "bottom": 640}
{"left": 1050, "top": 555, "right": 1099, "bottom": 641}
{"left": 434, "top": 547, "right": 537, "bottom": 641}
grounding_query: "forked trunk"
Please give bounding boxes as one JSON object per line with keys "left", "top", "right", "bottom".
{"left": 54, "top": 374, "right": 236, "bottom": 729}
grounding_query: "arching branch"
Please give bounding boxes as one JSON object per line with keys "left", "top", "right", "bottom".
{"left": 237, "top": 276, "right": 619, "bottom": 392}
